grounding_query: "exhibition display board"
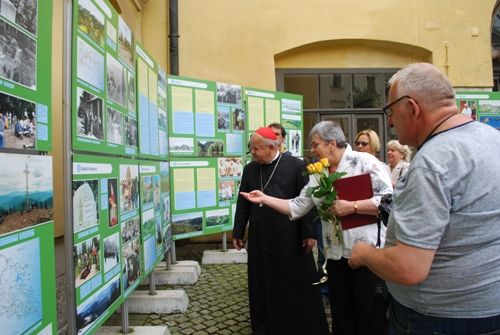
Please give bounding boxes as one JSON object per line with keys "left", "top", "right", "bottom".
{"left": 244, "top": 88, "right": 304, "bottom": 156}
{"left": 456, "top": 91, "right": 500, "bottom": 130}
{"left": 0, "top": 152, "right": 56, "bottom": 335}
{"left": 72, "top": 0, "right": 138, "bottom": 156}
{"left": 136, "top": 44, "right": 168, "bottom": 160}
{"left": 0, "top": 0, "right": 52, "bottom": 151}
{"left": 167, "top": 76, "right": 246, "bottom": 157}
{"left": 170, "top": 157, "right": 241, "bottom": 239}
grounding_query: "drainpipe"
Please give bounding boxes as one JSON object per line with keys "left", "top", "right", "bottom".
{"left": 169, "top": 0, "right": 179, "bottom": 75}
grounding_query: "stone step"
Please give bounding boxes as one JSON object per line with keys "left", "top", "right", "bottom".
{"left": 202, "top": 248, "right": 248, "bottom": 264}
{"left": 157, "top": 260, "right": 201, "bottom": 275}
{"left": 125, "top": 289, "right": 189, "bottom": 314}
{"left": 141, "top": 264, "right": 199, "bottom": 286}
{"left": 96, "top": 326, "right": 170, "bottom": 335}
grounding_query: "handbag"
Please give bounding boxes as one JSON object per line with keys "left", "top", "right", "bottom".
{"left": 376, "top": 193, "right": 392, "bottom": 247}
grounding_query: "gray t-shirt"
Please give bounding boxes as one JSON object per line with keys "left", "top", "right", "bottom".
{"left": 386, "top": 121, "right": 500, "bottom": 318}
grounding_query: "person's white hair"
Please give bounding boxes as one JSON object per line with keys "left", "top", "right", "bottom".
{"left": 387, "top": 140, "right": 412, "bottom": 162}
{"left": 388, "top": 63, "right": 455, "bottom": 107}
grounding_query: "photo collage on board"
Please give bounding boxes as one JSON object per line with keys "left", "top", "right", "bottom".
{"left": 74, "top": 0, "right": 137, "bottom": 156}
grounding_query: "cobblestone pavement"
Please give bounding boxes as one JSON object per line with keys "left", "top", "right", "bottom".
{"left": 106, "top": 242, "right": 331, "bottom": 334}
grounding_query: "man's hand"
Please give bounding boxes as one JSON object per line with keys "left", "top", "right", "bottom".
{"left": 302, "top": 238, "right": 316, "bottom": 253}
{"left": 348, "top": 241, "right": 373, "bottom": 269}
{"left": 240, "top": 190, "right": 266, "bottom": 204}
{"left": 233, "top": 238, "right": 245, "bottom": 250}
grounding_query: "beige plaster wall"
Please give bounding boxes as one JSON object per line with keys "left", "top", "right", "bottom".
{"left": 178, "top": 0, "right": 496, "bottom": 89}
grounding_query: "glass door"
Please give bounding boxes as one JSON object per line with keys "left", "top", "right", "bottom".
{"left": 353, "top": 114, "right": 385, "bottom": 160}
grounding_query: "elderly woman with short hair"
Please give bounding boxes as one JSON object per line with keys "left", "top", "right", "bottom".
{"left": 386, "top": 140, "right": 412, "bottom": 187}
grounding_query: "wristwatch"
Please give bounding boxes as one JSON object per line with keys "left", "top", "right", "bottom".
{"left": 353, "top": 201, "right": 358, "bottom": 214}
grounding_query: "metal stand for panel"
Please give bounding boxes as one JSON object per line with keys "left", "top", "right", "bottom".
{"left": 121, "top": 300, "right": 130, "bottom": 334}
{"left": 63, "top": 1, "right": 77, "bottom": 334}
{"left": 171, "top": 240, "right": 177, "bottom": 264}
{"left": 222, "top": 232, "right": 228, "bottom": 252}
{"left": 165, "top": 249, "right": 172, "bottom": 270}
{"left": 149, "top": 272, "right": 157, "bottom": 295}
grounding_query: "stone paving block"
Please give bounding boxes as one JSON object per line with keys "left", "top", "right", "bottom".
{"left": 201, "top": 249, "right": 247, "bottom": 264}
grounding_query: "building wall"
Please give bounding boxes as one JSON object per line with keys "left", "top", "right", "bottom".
{"left": 177, "top": 0, "right": 497, "bottom": 89}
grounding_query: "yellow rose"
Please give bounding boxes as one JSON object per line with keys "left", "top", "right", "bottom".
{"left": 320, "top": 158, "right": 330, "bottom": 168}
{"left": 306, "top": 163, "right": 316, "bottom": 174}
{"left": 313, "top": 162, "right": 323, "bottom": 174}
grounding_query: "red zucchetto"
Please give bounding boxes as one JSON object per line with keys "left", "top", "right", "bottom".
{"left": 255, "top": 127, "right": 277, "bottom": 140}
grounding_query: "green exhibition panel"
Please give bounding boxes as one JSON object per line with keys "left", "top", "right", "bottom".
{"left": 167, "top": 76, "right": 246, "bottom": 158}
{"left": 0, "top": 1, "right": 52, "bottom": 151}
{"left": 72, "top": 0, "right": 138, "bottom": 157}
{"left": 136, "top": 44, "right": 167, "bottom": 160}
{"left": 244, "top": 88, "right": 304, "bottom": 157}
{"left": 138, "top": 160, "right": 171, "bottom": 276}
{"left": 0, "top": 152, "right": 57, "bottom": 335}
{"left": 72, "top": 154, "right": 127, "bottom": 335}
{"left": 170, "top": 157, "right": 241, "bottom": 240}
{"left": 456, "top": 91, "right": 500, "bottom": 129}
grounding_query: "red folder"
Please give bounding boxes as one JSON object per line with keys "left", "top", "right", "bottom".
{"left": 333, "top": 173, "right": 377, "bottom": 230}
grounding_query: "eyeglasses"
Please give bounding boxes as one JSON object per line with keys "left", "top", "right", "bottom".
{"left": 382, "top": 95, "right": 413, "bottom": 117}
{"left": 355, "top": 141, "right": 369, "bottom": 147}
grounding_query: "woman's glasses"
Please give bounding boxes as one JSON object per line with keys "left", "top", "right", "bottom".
{"left": 355, "top": 141, "right": 369, "bottom": 147}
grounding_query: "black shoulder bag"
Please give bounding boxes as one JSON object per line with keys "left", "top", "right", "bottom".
{"left": 376, "top": 193, "right": 392, "bottom": 247}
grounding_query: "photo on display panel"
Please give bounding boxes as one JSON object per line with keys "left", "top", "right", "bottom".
{"left": 0, "top": 91, "right": 36, "bottom": 149}
{"left": 107, "top": 54, "right": 126, "bottom": 107}
{"left": 172, "top": 212, "right": 202, "bottom": 236}
{"left": 0, "top": 153, "right": 53, "bottom": 236}
{"left": 107, "top": 178, "right": 118, "bottom": 227}
{"left": 217, "top": 157, "right": 243, "bottom": 178}
{"left": 197, "top": 139, "right": 224, "bottom": 157}
{"left": 153, "top": 175, "right": 160, "bottom": 211}
{"left": 73, "top": 235, "right": 101, "bottom": 288}
{"left": 122, "top": 237, "right": 140, "bottom": 291}
{"left": 217, "top": 105, "right": 230, "bottom": 130}
{"left": 232, "top": 108, "right": 245, "bottom": 130}
{"left": 118, "top": 16, "right": 134, "bottom": 70}
{"left": 216, "top": 83, "right": 242, "bottom": 105}
{"left": 77, "top": 0, "right": 105, "bottom": 48}
{"left": 141, "top": 175, "right": 153, "bottom": 206}
{"left": 121, "top": 216, "right": 140, "bottom": 244}
{"left": 206, "top": 209, "right": 230, "bottom": 228}
{"left": 124, "top": 115, "right": 137, "bottom": 147}
{"left": 107, "top": 107, "right": 122, "bottom": 145}
{"left": 103, "top": 232, "right": 119, "bottom": 273}
{"left": 119, "top": 164, "right": 139, "bottom": 213}
{"left": 76, "top": 87, "right": 104, "bottom": 140}
{"left": 127, "top": 72, "right": 136, "bottom": 112}
{"left": 76, "top": 37, "right": 104, "bottom": 91}
{"left": 0, "top": 19, "right": 37, "bottom": 89}
{"left": 72, "top": 179, "right": 99, "bottom": 233}
{"left": 288, "top": 129, "right": 301, "bottom": 156}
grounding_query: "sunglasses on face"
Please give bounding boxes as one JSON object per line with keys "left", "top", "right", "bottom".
{"left": 355, "top": 141, "right": 369, "bottom": 147}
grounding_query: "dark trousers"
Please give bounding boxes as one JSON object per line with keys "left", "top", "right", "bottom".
{"left": 326, "top": 258, "right": 387, "bottom": 335}
{"left": 389, "top": 296, "right": 500, "bottom": 335}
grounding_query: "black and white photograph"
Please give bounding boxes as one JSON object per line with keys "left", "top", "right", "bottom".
{"left": 103, "top": 232, "right": 119, "bottom": 273}
{"left": 162, "top": 196, "right": 170, "bottom": 222}
{"left": 76, "top": 87, "right": 104, "bottom": 140}
{"left": 127, "top": 72, "right": 136, "bottom": 112}
{"left": 118, "top": 16, "right": 134, "bottom": 70}
{"left": 107, "top": 54, "right": 126, "bottom": 107}
{"left": 124, "top": 115, "right": 137, "bottom": 147}
{"left": 121, "top": 216, "right": 140, "bottom": 243}
{"left": 217, "top": 82, "right": 242, "bottom": 105}
{"left": 217, "top": 105, "right": 230, "bottom": 130}
{"left": 107, "top": 107, "right": 122, "bottom": 145}
{"left": 0, "top": 19, "right": 37, "bottom": 88}
{"left": 0, "top": 91, "right": 36, "bottom": 149}
{"left": 122, "top": 237, "right": 140, "bottom": 291}
{"left": 159, "top": 107, "right": 167, "bottom": 129}
{"left": 77, "top": 0, "right": 105, "bottom": 48}
{"left": 288, "top": 129, "right": 302, "bottom": 156}
{"left": 1, "top": 0, "right": 38, "bottom": 35}
{"left": 73, "top": 179, "right": 99, "bottom": 233}
{"left": 156, "top": 216, "right": 163, "bottom": 246}
{"left": 232, "top": 108, "right": 245, "bottom": 130}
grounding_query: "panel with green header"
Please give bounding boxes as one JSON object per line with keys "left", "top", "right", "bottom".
{"left": 456, "top": 91, "right": 500, "bottom": 130}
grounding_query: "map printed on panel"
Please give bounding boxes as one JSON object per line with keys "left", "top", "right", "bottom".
{"left": 0, "top": 237, "right": 43, "bottom": 335}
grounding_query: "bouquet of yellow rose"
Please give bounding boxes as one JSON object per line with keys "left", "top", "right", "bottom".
{"left": 305, "top": 158, "right": 346, "bottom": 247}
